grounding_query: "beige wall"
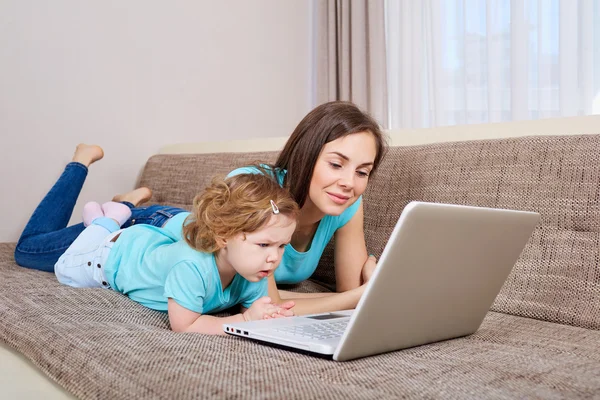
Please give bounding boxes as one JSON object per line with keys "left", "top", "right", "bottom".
{"left": 0, "top": 1, "right": 312, "bottom": 242}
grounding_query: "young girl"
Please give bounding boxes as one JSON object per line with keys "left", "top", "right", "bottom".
{"left": 55, "top": 170, "right": 299, "bottom": 334}
{"left": 16, "top": 101, "right": 387, "bottom": 316}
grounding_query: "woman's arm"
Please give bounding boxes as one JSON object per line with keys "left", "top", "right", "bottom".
{"left": 333, "top": 202, "right": 371, "bottom": 292}
{"left": 279, "top": 290, "right": 334, "bottom": 299}
{"left": 267, "top": 275, "right": 365, "bottom": 316}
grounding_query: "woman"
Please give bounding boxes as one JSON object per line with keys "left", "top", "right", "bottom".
{"left": 15, "top": 101, "right": 387, "bottom": 315}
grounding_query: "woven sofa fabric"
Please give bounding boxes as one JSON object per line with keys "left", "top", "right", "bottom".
{"left": 0, "top": 244, "right": 598, "bottom": 399}
{"left": 138, "top": 151, "right": 279, "bottom": 208}
{"left": 137, "top": 136, "right": 600, "bottom": 330}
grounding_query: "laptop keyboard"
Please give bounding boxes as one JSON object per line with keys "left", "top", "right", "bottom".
{"left": 274, "top": 320, "right": 348, "bottom": 340}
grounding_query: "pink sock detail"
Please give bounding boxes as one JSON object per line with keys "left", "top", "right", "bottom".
{"left": 82, "top": 202, "right": 104, "bottom": 227}
{"left": 101, "top": 202, "right": 132, "bottom": 227}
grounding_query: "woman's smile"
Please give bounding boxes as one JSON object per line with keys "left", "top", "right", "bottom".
{"left": 326, "top": 191, "right": 351, "bottom": 205}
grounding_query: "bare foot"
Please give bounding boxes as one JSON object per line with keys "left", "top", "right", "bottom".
{"left": 72, "top": 144, "right": 104, "bottom": 167}
{"left": 112, "top": 187, "right": 152, "bottom": 207}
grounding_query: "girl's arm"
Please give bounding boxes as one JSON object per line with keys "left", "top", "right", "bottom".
{"left": 333, "top": 202, "right": 374, "bottom": 292}
{"left": 167, "top": 297, "right": 282, "bottom": 335}
{"left": 267, "top": 274, "right": 366, "bottom": 316}
{"left": 168, "top": 299, "right": 245, "bottom": 335}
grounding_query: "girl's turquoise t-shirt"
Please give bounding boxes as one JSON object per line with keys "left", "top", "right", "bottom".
{"left": 103, "top": 213, "right": 267, "bottom": 314}
{"left": 227, "top": 166, "right": 362, "bottom": 284}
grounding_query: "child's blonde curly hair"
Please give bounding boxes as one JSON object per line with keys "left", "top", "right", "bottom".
{"left": 183, "top": 168, "right": 299, "bottom": 253}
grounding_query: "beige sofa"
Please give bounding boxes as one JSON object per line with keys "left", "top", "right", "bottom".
{"left": 1, "top": 116, "right": 599, "bottom": 399}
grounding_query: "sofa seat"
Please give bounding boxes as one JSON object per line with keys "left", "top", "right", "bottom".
{"left": 1, "top": 243, "right": 598, "bottom": 399}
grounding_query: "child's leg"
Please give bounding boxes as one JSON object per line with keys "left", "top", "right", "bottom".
{"left": 101, "top": 202, "right": 132, "bottom": 226}
{"left": 83, "top": 201, "right": 104, "bottom": 227}
{"left": 54, "top": 217, "right": 120, "bottom": 288}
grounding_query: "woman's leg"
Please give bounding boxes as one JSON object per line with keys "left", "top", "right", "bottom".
{"left": 15, "top": 144, "right": 187, "bottom": 272}
{"left": 15, "top": 188, "right": 185, "bottom": 271}
{"left": 15, "top": 144, "right": 104, "bottom": 272}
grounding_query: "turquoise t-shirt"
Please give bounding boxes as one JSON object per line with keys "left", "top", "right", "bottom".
{"left": 227, "top": 166, "right": 361, "bottom": 284}
{"left": 103, "top": 218, "right": 267, "bottom": 314}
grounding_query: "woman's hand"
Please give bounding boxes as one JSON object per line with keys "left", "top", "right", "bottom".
{"left": 361, "top": 255, "right": 377, "bottom": 285}
{"left": 242, "top": 297, "right": 295, "bottom": 321}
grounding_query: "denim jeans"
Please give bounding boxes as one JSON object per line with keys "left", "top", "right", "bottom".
{"left": 14, "top": 162, "right": 187, "bottom": 272}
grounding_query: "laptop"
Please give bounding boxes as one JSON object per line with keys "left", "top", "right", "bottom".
{"left": 223, "top": 201, "right": 540, "bottom": 361}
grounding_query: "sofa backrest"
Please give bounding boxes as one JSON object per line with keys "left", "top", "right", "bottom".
{"left": 139, "top": 134, "right": 600, "bottom": 330}
{"left": 139, "top": 151, "right": 279, "bottom": 209}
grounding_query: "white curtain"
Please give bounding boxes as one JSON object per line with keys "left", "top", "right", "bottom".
{"left": 385, "top": 0, "right": 600, "bottom": 129}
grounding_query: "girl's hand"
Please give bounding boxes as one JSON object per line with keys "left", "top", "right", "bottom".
{"left": 243, "top": 297, "right": 293, "bottom": 321}
{"left": 361, "top": 255, "right": 377, "bottom": 285}
{"left": 266, "top": 300, "right": 295, "bottom": 319}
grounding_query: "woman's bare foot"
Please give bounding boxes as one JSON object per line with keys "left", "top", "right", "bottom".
{"left": 112, "top": 187, "right": 152, "bottom": 207}
{"left": 72, "top": 144, "right": 104, "bottom": 167}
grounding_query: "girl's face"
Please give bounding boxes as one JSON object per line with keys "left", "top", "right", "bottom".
{"left": 307, "top": 131, "right": 377, "bottom": 216}
{"left": 221, "top": 214, "right": 296, "bottom": 282}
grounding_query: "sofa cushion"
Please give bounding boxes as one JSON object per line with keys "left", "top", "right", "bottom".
{"left": 1, "top": 243, "right": 598, "bottom": 399}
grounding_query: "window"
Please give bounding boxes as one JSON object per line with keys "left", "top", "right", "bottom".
{"left": 385, "top": 0, "right": 600, "bottom": 129}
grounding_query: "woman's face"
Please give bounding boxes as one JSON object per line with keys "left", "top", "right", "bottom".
{"left": 307, "top": 131, "right": 377, "bottom": 216}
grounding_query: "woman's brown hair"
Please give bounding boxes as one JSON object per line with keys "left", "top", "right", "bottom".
{"left": 183, "top": 170, "right": 299, "bottom": 253}
{"left": 274, "top": 101, "right": 387, "bottom": 208}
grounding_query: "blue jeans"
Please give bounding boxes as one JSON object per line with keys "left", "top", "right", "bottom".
{"left": 14, "top": 162, "right": 187, "bottom": 272}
